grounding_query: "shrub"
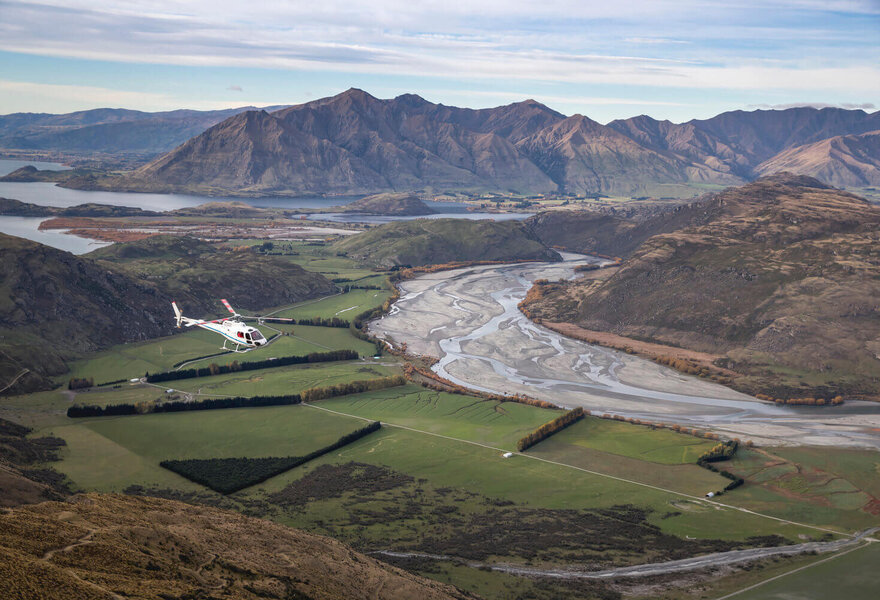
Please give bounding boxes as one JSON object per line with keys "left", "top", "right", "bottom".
{"left": 68, "top": 377, "right": 94, "bottom": 390}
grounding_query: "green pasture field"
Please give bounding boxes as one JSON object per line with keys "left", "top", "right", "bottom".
{"left": 250, "top": 421, "right": 819, "bottom": 543}
{"left": 169, "top": 361, "right": 397, "bottom": 397}
{"left": 272, "top": 287, "right": 392, "bottom": 320}
{"left": 527, "top": 419, "right": 724, "bottom": 496}
{"left": 228, "top": 239, "right": 384, "bottom": 281}
{"left": 310, "top": 390, "right": 729, "bottom": 496}
{"left": 61, "top": 322, "right": 378, "bottom": 384}
{"left": 544, "top": 417, "right": 718, "bottom": 464}
{"left": 722, "top": 447, "right": 880, "bottom": 531}
{"left": 44, "top": 404, "right": 364, "bottom": 492}
{"left": 316, "top": 385, "right": 554, "bottom": 447}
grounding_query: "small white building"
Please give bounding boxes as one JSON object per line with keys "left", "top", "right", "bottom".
{"left": 502, "top": 452, "right": 513, "bottom": 458}
{"left": 706, "top": 492, "right": 715, "bottom": 498}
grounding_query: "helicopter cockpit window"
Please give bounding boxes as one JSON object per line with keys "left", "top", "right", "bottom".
{"left": 252, "top": 331, "right": 265, "bottom": 341}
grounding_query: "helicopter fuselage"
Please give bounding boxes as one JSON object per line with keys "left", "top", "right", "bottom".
{"left": 197, "top": 320, "right": 266, "bottom": 348}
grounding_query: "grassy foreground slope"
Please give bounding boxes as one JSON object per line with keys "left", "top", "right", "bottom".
{"left": 0, "top": 494, "right": 474, "bottom": 600}
{"left": 524, "top": 174, "right": 880, "bottom": 399}
{"left": 333, "top": 218, "right": 561, "bottom": 268}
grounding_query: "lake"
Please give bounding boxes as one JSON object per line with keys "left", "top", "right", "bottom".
{"left": 0, "top": 159, "right": 533, "bottom": 253}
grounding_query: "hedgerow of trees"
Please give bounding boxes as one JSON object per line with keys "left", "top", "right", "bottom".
{"left": 68, "top": 376, "right": 407, "bottom": 418}
{"left": 402, "top": 363, "right": 560, "bottom": 409}
{"left": 294, "top": 317, "right": 351, "bottom": 328}
{"left": 516, "top": 407, "right": 585, "bottom": 452}
{"left": 755, "top": 393, "right": 844, "bottom": 406}
{"left": 300, "top": 376, "right": 406, "bottom": 402}
{"left": 67, "top": 393, "right": 303, "bottom": 418}
{"left": 160, "top": 421, "right": 381, "bottom": 493}
{"left": 146, "top": 349, "right": 359, "bottom": 383}
{"left": 696, "top": 440, "right": 744, "bottom": 496}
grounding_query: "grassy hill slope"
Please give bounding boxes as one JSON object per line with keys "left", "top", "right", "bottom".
{"left": 333, "top": 219, "right": 561, "bottom": 268}
{"left": 523, "top": 175, "right": 880, "bottom": 398}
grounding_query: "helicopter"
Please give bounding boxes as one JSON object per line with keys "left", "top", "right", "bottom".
{"left": 172, "top": 299, "right": 287, "bottom": 353}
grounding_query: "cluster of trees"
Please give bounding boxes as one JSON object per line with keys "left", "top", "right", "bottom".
{"left": 654, "top": 355, "right": 732, "bottom": 385}
{"left": 698, "top": 440, "right": 739, "bottom": 464}
{"left": 516, "top": 407, "right": 585, "bottom": 452}
{"left": 67, "top": 394, "right": 303, "bottom": 418}
{"left": 573, "top": 263, "right": 601, "bottom": 273}
{"left": 294, "top": 317, "right": 351, "bottom": 328}
{"left": 300, "top": 376, "right": 406, "bottom": 402}
{"left": 255, "top": 241, "right": 299, "bottom": 256}
{"left": 160, "top": 421, "right": 381, "bottom": 494}
{"left": 67, "top": 377, "right": 94, "bottom": 390}
{"left": 517, "top": 280, "right": 556, "bottom": 320}
{"left": 352, "top": 285, "right": 400, "bottom": 331}
{"left": 146, "top": 350, "right": 359, "bottom": 383}
{"left": 97, "top": 378, "right": 127, "bottom": 387}
{"left": 755, "top": 394, "right": 844, "bottom": 406}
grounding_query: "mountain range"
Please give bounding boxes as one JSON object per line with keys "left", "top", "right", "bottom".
{"left": 34, "top": 89, "right": 879, "bottom": 196}
{"left": 0, "top": 105, "right": 287, "bottom": 156}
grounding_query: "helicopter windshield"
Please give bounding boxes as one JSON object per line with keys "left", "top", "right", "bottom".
{"left": 251, "top": 331, "right": 265, "bottom": 341}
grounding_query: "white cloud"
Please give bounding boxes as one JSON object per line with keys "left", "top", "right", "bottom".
{"left": 748, "top": 101, "right": 877, "bottom": 110}
{"left": 0, "top": 0, "right": 876, "bottom": 113}
{"left": 0, "top": 79, "right": 260, "bottom": 112}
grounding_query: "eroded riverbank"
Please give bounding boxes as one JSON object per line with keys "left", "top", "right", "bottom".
{"left": 370, "top": 254, "right": 880, "bottom": 449}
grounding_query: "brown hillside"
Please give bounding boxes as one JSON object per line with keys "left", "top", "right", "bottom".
{"left": 0, "top": 493, "right": 476, "bottom": 600}
{"left": 523, "top": 175, "right": 880, "bottom": 399}
{"left": 756, "top": 130, "right": 880, "bottom": 187}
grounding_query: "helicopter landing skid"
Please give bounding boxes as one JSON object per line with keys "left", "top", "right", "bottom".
{"left": 221, "top": 340, "right": 252, "bottom": 353}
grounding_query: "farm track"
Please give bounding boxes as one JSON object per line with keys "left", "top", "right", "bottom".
{"left": 372, "top": 530, "right": 877, "bottom": 579}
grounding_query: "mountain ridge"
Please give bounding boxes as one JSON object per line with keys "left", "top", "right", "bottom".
{"left": 54, "top": 90, "right": 880, "bottom": 196}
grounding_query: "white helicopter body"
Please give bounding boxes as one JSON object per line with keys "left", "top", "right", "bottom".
{"left": 172, "top": 299, "right": 270, "bottom": 352}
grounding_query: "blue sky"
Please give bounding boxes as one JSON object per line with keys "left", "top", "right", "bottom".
{"left": 0, "top": 0, "right": 877, "bottom": 123}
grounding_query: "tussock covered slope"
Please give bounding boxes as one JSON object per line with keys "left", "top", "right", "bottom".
{"left": 524, "top": 174, "right": 880, "bottom": 398}
{"left": 0, "top": 493, "right": 476, "bottom": 600}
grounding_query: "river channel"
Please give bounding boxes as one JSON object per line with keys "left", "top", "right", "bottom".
{"left": 370, "top": 253, "right": 880, "bottom": 449}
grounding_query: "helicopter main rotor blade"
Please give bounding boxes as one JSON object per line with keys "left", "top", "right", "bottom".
{"left": 220, "top": 298, "right": 238, "bottom": 316}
